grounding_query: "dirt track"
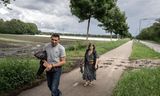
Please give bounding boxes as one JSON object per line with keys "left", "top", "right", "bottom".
{"left": 18, "top": 41, "right": 133, "bottom": 96}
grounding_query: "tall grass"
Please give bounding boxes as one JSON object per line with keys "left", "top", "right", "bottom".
{"left": 113, "top": 67, "right": 160, "bottom": 96}
{"left": 0, "top": 57, "right": 38, "bottom": 93}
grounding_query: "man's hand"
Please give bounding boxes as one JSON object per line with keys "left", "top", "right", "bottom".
{"left": 43, "top": 60, "right": 53, "bottom": 71}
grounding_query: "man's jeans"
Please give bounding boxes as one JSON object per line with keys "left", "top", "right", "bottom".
{"left": 46, "top": 68, "right": 62, "bottom": 96}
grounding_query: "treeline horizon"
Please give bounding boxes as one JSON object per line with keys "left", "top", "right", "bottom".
{"left": 0, "top": 18, "right": 130, "bottom": 38}
{"left": 40, "top": 32, "right": 118, "bottom": 38}
{"left": 0, "top": 19, "right": 40, "bottom": 35}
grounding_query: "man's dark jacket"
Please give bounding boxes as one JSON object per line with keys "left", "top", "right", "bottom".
{"left": 34, "top": 51, "right": 47, "bottom": 76}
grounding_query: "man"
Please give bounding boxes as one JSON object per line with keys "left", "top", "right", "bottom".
{"left": 43, "top": 33, "right": 66, "bottom": 96}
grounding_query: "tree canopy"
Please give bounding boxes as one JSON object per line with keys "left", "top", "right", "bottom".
{"left": 70, "top": 0, "right": 118, "bottom": 40}
{"left": 137, "top": 19, "right": 160, "bottom": 42}
{"left": 70, "top": 0, "right": 131, "bottom": 39}
{"left": 0, "top": 19, "right": 40, "bottom": 34}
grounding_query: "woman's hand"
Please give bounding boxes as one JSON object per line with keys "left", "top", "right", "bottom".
{"left": 95, "top": 64, "right": 98, "bottom": 70}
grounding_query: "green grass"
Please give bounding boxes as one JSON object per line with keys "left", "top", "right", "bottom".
{"left": 0, "top": 57, "right": 39, "bottom": 93}
{"left": 130, "top": 41, "right": 160, "bottom": 60}
{"left": 95, "top": 39, "right": 129, "bottom": 55}
{"left": 113, "top": 67, "right": 160, "bottom": 96}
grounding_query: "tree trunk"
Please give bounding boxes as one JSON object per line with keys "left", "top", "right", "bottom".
{"left": 86, "top": 17, "right": 91, "bottom": 41}
{"left": 116, "top": 34, "right": 119, "bottom": 39}
{"left": 110, "top": 32, "right": 112, "bottom": 41}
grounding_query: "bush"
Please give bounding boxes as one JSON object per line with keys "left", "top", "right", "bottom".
{"left": 67, "top": 41, "right": 86, "bottom": 51}
{"left": 0, "top": 58, "right": 38, "bottom": 92}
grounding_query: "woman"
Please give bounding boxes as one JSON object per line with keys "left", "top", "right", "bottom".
{"left": 83, "top": 43, "right": 98, "bottom": 86}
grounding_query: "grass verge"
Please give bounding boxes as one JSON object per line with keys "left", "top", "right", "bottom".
{"left": 113, "top": 67, "right": 160, "bottom": 96}
{"left": 130, "top": 41, "right": 160, "bottom": 60}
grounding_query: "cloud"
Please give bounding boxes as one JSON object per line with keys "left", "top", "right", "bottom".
{"left": 2, "top": 0, "right": 160, "bottom": 36}
{"left": 0, "top": 8, "right": 9, "bottom": 14}
{"left": 0, "top": 0, "right": 105, "bottom": 35}
{"left": 13, "top": 0, "right": 71, "bottom": 16}
{"left": 117, "top": 0, "right": 160, "bottom": 36}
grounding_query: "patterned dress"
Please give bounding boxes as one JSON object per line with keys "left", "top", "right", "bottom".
{"left": 83, "top": 51, "right": 97, "bottom": 81}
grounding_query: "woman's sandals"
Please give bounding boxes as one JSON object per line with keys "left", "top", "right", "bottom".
{"left": 83, "top": 82, "right": 94, "bottom": 87}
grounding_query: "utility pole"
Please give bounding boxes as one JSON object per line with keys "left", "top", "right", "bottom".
{"left": 139, "top": 18, "right": 147, "bottom": 35}
{"left": 138, "top": 17, "right": 158, "bottom": 35}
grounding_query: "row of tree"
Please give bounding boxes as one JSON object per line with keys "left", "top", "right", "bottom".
{"left": 70, "top": 0, "right": 132, "bottom": 40}
{"left": 137, "top": 19, "right": 160, "bottom": 42}
{"left": 1, "top": 0, "right": 132, "bottom": 38}
{"left": 0, "top": 19, "right": 40, "bottom": 34}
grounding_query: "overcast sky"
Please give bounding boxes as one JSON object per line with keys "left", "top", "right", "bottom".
{"left": 0, "top": 0, "right": 160, "bottom": 36}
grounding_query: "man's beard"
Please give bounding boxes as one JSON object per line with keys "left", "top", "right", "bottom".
{"left": 51, "top": 43, "right": 57, "bottom": 47}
